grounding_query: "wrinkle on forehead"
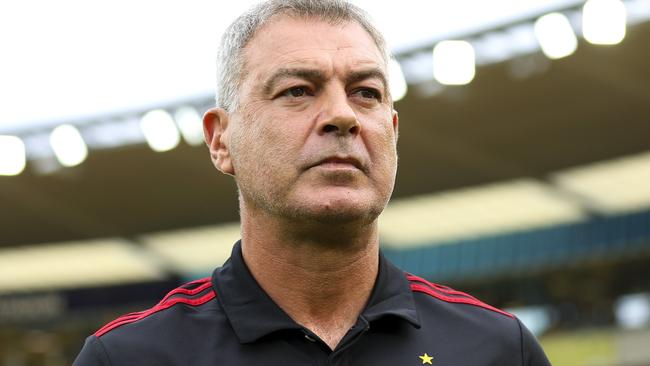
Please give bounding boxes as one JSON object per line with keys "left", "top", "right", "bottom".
{"left": 234, "top": 15, "right": 388, "bottom": 111}
{"left": 243, "top": 16, "right": 384, "bottom": 76}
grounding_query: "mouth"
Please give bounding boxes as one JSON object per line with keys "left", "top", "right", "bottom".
{"left": 310, "top": 156, "right": 364, "bottom": 171}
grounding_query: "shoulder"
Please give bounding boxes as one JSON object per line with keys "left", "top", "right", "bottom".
{"left": 406, "top": 273, "right": 513, "bottom": 319}
{"left": 74, "top": 278, "right": 221, "bottom": 365}
{"left": 74, "top": 277, "right": 223, "bottom": 365}
{"left": 95, "top": 276, "right": 217, "bottom": 337}
{"left": 405, "top": 273, "right": 551, "bottom": 365}
{"left": 406, "top": 273, "right": 521, "bottom": 343}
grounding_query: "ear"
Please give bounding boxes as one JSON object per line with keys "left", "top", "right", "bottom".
{"left": 392, "top": 109, "right": 399, "bottom": 142}
{"left": 203, "top": 107, "right": 235, "bottom": 176}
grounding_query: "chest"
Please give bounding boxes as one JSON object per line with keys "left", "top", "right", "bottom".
{"left": 134, "top": 319, "right": 522, "bottom": 366}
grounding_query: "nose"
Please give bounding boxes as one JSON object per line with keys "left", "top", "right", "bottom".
{"left": 317, "top": 89, "right": 360, "bottom": 136}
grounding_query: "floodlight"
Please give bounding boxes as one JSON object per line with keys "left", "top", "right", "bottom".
{"left": 432, "top": 40, "right": 475, "bottom": 85}
{"left": 534, "top": 13, "right": 578, "bottom": 59}
{"left": 50, "top": 124, "right": 88, "bottom": 167}
{"left": 140, "top": 109, "right": 181, "bottom": 152}
{"left": 583, "top": 0, "right": 627, "bottom": 45}
{"left": 0, "top": 135, "right": 26, "bottom": 176}
{"left": 388, "top": 59, "right": 408, "bottom": 102}
{"left": 174, "top": 106, "right": 204, "bottom": 146}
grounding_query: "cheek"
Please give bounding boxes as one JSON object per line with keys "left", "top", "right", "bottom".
{"left": 362, "top": 116, "right": 398, "bottom": 168}
{"left": 235, "top": 110, "right": 301, "bottom": 171}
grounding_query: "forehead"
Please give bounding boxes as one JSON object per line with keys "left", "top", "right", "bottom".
{"left": 242, "top": 15, "right": 385, "bottom": 81}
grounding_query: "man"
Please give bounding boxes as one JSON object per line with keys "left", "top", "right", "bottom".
{"left": 74, "top": 0, "right": 551, "bottom": 364}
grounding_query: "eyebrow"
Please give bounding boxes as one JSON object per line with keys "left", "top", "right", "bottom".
{"left": 262, "top": 67, "right": 388, "bottom": 97}
{"left": 345, "top": 68, "right": 388, "bottom": 95}
{"left": 263, "top": 68, "right": 326, "bottom": 97}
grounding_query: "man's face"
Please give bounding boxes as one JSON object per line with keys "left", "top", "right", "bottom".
{"left": 227, "top": 15, "right": 398, "bottom": 225}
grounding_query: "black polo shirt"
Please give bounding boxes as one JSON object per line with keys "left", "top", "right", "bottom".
{"left": 74, "top": 241, "right": 550, "bottom": 365}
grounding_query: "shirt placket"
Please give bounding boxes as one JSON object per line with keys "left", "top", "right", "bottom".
{"left": 327, "top": 316, "right": 370, "bottom": 366}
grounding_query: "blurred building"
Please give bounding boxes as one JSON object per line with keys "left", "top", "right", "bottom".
{"left": 1, "top": 1, "right": 650, "bottom": 365}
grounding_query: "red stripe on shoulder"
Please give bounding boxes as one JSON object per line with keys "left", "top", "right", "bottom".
{"left": 407, "top": 274, "right": 480, "bottom": 300}
{"left": 95, "top": 278, "right": 216, "bottom": 337}
{"left": 406, "top": 274, "right": 513, "bottom": 318}
{"left": 158, "top": 278, "right": 213, "bottom": 304}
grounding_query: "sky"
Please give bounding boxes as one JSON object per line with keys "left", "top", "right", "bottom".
{"left": 0, "top": 0, "right": 575, "bottom": 134}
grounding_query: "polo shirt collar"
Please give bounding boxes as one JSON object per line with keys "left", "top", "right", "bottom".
{"left": 363, "top": 251, "right": 421, "bottom": 328}
{"left": 212, "top": 241, "right": 421, "bottom": 344}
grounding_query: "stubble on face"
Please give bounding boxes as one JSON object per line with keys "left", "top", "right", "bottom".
{"left": 229, "top": 102, "right": 368, "bottom": 225}
{"left": 226, "top": 16, "right": 398, "bottom": 228}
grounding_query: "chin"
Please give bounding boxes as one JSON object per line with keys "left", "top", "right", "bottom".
{"left": 295, "top": 197, "right": 385, "bottom": 226}
{"left": 249, "top": 185, "right": 391, "bottom": 226}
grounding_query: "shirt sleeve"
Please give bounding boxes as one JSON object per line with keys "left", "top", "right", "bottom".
{"left": 516, "top": 317, "right": 552, "bottom": 366}
{"left": 72, "top": 335, "right": 112, "bottom": 366}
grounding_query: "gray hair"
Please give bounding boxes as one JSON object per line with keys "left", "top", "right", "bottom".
{"left": 215, "top": 0, "right": 390, "bottom": 112}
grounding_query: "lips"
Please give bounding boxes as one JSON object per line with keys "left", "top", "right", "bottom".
{"left": 310, "top": 156, "right": 364, "bottom": 171}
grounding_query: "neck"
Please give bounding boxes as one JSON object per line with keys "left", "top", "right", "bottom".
{"left": 239, "top": 204, "right": 380, "bottom": 350}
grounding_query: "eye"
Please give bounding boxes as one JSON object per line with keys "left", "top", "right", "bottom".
{"left": 354, "top": 88, "right": 381, "bottom": 100}
{"left": 282, "top": 86, "right": 308, "bottom": 98}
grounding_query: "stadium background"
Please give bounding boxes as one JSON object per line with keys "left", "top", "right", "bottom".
{"left": 1, "top": 0, "right": 649, "bottom": 364}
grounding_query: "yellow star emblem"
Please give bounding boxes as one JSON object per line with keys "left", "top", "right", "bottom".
{"left": 419, "top": 353, "right": 434, "bottom": 364}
